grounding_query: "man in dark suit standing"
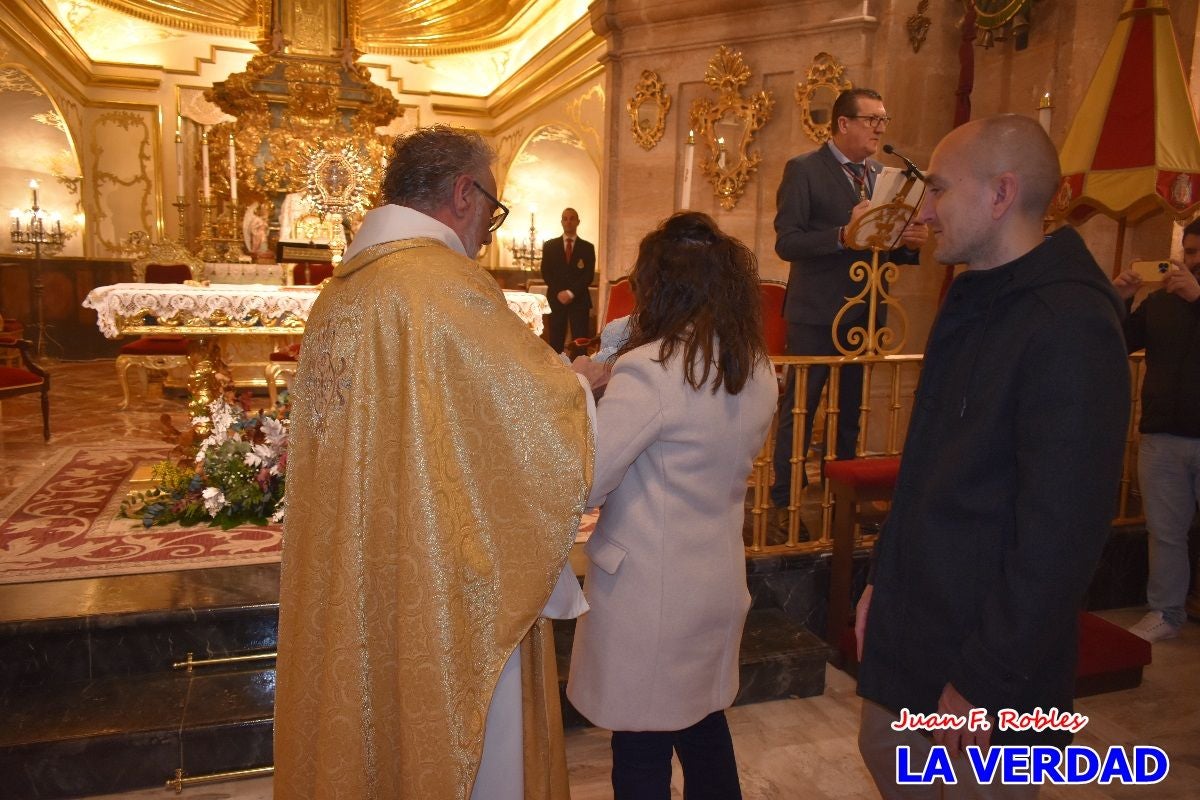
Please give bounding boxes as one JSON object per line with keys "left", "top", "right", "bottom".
{"left": 541, "top": 207, "right": 597, "bottom": 353}
{"left": 771, "top": 88, "right": 927, "bottom": 509}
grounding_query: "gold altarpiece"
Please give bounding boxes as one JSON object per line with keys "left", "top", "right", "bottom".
{"left": 202, "top": 0, "right": 401, "bottom": 245}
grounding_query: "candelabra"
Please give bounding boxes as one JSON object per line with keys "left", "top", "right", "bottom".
{"left": 9, "top": 180, "right": 72, "bottom": 359}
{"left": 505, "top": 213, "right": 542, "bottom": 270}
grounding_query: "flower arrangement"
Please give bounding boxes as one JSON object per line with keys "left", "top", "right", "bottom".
{"left": 122, "top": 394, "right": 289, "bottom": 529}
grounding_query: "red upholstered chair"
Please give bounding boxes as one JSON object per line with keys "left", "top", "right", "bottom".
{"left": 604, "top": 276, "right": 635, "bottom": 324}
{"left": 116, "top": 241, "right": 205, "bottom": 409}
{"left": 759, "top": 280, "right": 788, "bottom": 356}
{"left": 824, "top": 456, "right": 902, "bottom": 646}
{"left": 0, "top": 338, "right": 50, "bottom": 441}
{"left": 291, "top": 262, "right": 334, "bottom": 286}
{"left": 0, "top": 319, "right": 24, "bottom": 369}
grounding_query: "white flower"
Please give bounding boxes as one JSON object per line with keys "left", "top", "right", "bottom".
{"left": 270, "top": 504, "right": 286, "bottom": 523}
{"left": 260, "top": 415, "right": 287, "bottom": 449}
{"left": 202, "top": 486, "right": 226, "bottom": 516}
{"left": 244, "top": 443, "right": 273, "bottom": 468}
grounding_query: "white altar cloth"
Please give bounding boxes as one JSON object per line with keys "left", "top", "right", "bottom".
{"left": 83, "top": 283, "right": 552, "bottom": 337}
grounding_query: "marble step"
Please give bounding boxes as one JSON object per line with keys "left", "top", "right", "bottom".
{"left": 0, "top": 665, "right": 274, "bottom": 800}
{"left": 555, "top": 608, "right": 833, "bottom": 729}
{"left": 0, "top": 566, "right": 280, "bottom": 691}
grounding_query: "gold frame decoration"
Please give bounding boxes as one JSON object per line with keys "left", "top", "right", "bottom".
{"left": 688, "top": 46, "right": 774, "bottom": 211}
{"left": 794, "top": 52, "right": 853, "bottom": 145}
{"left": 627, "top": 70, "right": 671, "bottom": 151}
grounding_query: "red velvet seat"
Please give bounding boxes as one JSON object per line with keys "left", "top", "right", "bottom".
{"left": 116, "top": 242, "right": 204, "bottom": 409}
{"left": 292, "top": 262, "right": 334, "bottom": 285}
{"left": 0, "top": 339, "right": 49, "bottom": 440}
{"left": 838, "top": 612, "right": 1153, "bottom": 698}
{"left": 604, "top": 276, "right": 634, "bottom": 324}
{"left": 825, "top": 456, "right": 902, "bottom": 646}
{"left": 759, "top": 280, "right": 788, "bottom": 356}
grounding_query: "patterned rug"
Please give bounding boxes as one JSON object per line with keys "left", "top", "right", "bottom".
{"left": 0, "top": 448, "right": 281, "bottom": 584}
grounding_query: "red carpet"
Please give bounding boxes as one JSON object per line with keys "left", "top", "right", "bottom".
{"left": 0, "top": 447, "right": 598, "bottom": 585}
{"left": 0, "top": 448, "right": 281, "bottom": 584}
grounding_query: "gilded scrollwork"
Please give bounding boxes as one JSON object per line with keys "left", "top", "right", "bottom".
{"left": 794, "top": 52, "right": 852, "bottom": 145}
{"left": 627, "top": 71, "right": 670, "bottom": 151}
{"left": 89, "top": 111, "right": 155, "bottom": 254}
{"left": 688, "top": 46, "right": 773, "bottom": 211}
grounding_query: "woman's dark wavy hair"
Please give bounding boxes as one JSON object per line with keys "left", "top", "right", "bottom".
{"left": 615, "top": 211, "right": 767, "bottom": 395}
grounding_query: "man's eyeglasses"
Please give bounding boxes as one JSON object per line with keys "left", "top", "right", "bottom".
{"left": 850, "top": 115, "right": 892, "bottom": 129}
{"left": 472, "top": 180, "right": 509, "bottom": 232}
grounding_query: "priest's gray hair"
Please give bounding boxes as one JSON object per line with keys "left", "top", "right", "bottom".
{"left": 381, "top": 125, "right": 495, "bottom": 213}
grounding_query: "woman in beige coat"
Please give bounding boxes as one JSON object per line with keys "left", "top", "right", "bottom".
{"left": 567, "top": 212, "right": 778, "bottom": 799}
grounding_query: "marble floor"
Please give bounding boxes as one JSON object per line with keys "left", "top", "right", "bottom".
{"left": 3, "top": 361, "right": 1199, "bottom": 799}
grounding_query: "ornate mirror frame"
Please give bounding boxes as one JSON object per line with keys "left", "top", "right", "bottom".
{"left": 688, "top": 46, "right": 774, "bottom": 211}
{"left": 627, "top": 70, "right": 672, "bottom": 151}
{"left": 794, "top": 52, "right": 853, "bottom": 145}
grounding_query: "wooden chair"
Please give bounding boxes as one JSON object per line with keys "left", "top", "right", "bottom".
{"left": 116, "top": 241, "right": 204, "bottom": 409}
{"left": 0, "top": 318, "right": 24, "bottom": 369}
{"left": 0, "top": 338, "right": 50, "bottom": 441}
{"left": 604, "top": 276, "right": 634, "bottom": 324}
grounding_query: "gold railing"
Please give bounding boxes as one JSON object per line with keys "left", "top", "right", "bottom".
{"left": 745, "top": 351, "right": 1147, "bottom": 555}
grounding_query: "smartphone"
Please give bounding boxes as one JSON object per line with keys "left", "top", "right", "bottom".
{"left": 1130, "top": 260, "right": 1174, "bottom": 282}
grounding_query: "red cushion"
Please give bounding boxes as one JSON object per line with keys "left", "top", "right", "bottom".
{"left": 1076, "top": 611, "right": 1151, "bottom": 677}
{"left": 119, "top": 336, "right": 188, "bottom": 356}
{"left": 825, "top": 456, "right": 902, "bottom": 489}
{"left": 605, "top": 280, "right": 634, "bottom": 324}
{"left": 2, "top": 320, "right": 22, "bottom": 334}
{"left": 0, "top": 366, "right": 43, "bottom": 389}
{"left": 760, "top": 282, "right": 788, "bottom": 356}
{"left": 144, "top": 264, "right": 193, "bottom": 283}
{"left": 292, "top": 263, "right": 334, "bottom": 285}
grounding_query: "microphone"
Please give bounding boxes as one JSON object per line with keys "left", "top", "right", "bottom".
{"left": 882, "top": 144, "right": 926, "bottom": 182}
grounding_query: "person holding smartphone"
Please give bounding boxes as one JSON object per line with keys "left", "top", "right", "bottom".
{"left": 1113, "top": 219, "right": 1200, "bottom": 642}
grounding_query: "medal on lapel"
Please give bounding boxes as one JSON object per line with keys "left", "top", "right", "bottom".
{"left": 576, "top": 259, "right": 585, "bottom": 269}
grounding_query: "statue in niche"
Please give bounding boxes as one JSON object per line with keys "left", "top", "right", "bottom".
{"left": 243, "top": 202, "right": 269, "bottom": 256}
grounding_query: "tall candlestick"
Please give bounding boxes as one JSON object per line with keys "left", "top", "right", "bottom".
{"left": 680, "top": 129, "right": 695, "bottom": 210}
{"left": 175, "top": 131, "right": 185, "bottom": 197}
{"left": 228, "top": 133, "right": 238, "bottom": 205}
{"left": 200, "top": 127, "right": 211, "bottom": 200}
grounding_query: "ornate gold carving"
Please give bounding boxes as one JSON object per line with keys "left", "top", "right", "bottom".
{"left": 627, "top": 71, "right": 671, "bottom": 151}
{"left": 131, "top": 240, "right": 205, "bottom": 282}
{"left": 907, "top": 0, "right": 932, "bottom": 53}
{"left": 566, "top": 83, "right": 605, "bottom": 167}
{"left": 80, "top": 0, "right": 257, "bottom": 39}
{"left": 688, "top": 46, "right": 774, "bottom": 211}
{"left": 794, "top": 52, "right": 853, "bottom": 145}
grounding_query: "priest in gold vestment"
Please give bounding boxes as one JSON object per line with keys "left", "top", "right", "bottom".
{"left": 275, "top": 126, "right": 593, "bottom": 799}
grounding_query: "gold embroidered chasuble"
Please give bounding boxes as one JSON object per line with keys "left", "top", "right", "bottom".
{"left": 275, "top": 238, "right": 593, "bottom": 798}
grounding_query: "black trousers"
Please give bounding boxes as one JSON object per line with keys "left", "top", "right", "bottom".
{"left": 770, "top": 321, "right": 864, "bottom": 506}
{"left": 547, "top": 296, "right": 591, "bottom": 353}
{"left": 610, "top": 710, "right": 742, "bottom": 800}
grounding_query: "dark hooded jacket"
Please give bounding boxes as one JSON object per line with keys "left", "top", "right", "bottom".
{"left": 1122, "top": 281, "right": 1200, "bottom": 438}
{"left": 857, "top": 227, "right": 1130, "bottom": 747}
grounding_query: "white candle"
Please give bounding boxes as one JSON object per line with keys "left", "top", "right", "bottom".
{"left": 200, "top": 127, "right": 211, "bottom": 201}
{"left": 175, "top": 132, "right": 185, "bottom": 197}
{"left": 228, "top": 133, "right": 238, "bottom": 205}
{"left": 717, "top": 136, "right": 727, "bottom": 170}
{"left": 681, "top": 130, "right": 695, "bottom": 210}
{"left": 29, "top": 179, "right": 39, "bottom": 209}
{"left": 1037, "top": 92, "right": 1053, "bottom": 134}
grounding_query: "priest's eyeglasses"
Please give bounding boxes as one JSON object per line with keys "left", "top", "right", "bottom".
{"left": 851, "top": 115, "right": 892, "bottom": 129}
{"left": 472, "top": 180, "right": 510, "bottom": 232}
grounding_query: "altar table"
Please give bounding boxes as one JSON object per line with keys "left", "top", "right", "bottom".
{"left": 83, "top": 283, "right": 552, "bottom": 408}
